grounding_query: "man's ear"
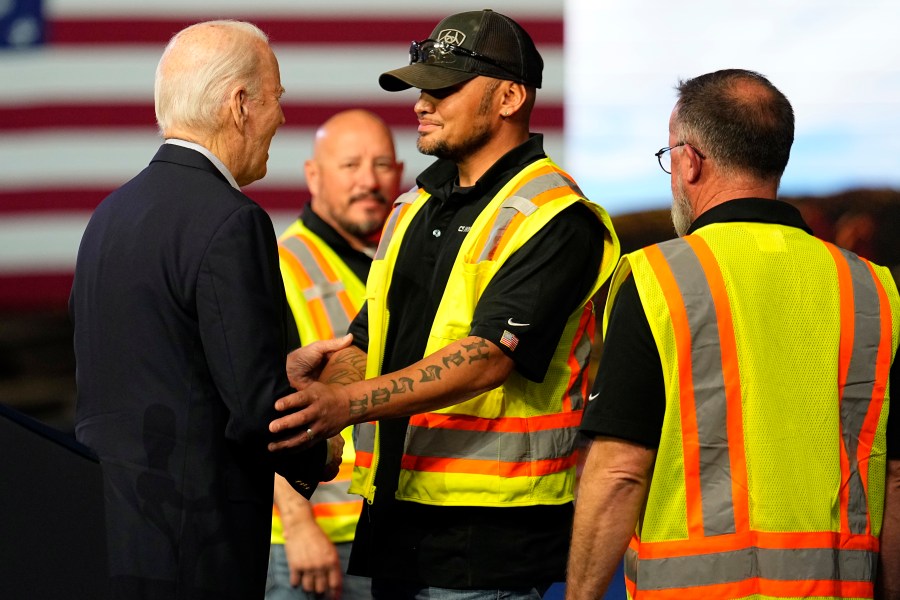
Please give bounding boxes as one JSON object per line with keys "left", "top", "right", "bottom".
{"left": 304, "top": 159, "right": 320, "bottom": 198}
{"left": 229, "top": 87, "right": 248, "bottom": 130}
{"left": 683, "top": 144, "right": 703, "bottom": 184}
{"left": 498, "top": 81, "right": 527, "bottom": 119}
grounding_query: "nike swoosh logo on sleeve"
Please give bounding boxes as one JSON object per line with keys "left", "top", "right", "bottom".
{"left": 507, "top": 318, "right": 531, "bottom": 327}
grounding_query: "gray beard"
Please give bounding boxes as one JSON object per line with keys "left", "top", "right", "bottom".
{"left": 671, "top": 177, "right": 694, "bottom": 237}
{"left": 340, "top": 217, "right": 382, "bottom": 239}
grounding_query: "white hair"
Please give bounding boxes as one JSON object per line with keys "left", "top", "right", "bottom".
{"left": 154, "top": 20, "right": 269, "bottom": 136}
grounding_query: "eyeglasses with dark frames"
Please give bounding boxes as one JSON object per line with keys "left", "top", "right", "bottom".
{"left": 655, "top": 142, "right": 706, "bottom": 174}
{"left": 408, "top": 39, "right": 517, "bottom": 79}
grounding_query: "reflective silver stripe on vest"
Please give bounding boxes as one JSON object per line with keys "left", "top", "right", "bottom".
{"left": 556, "top": 169, "right": 585, "bottom": 198}
{"left": 312, "top": 477, "right": 353, "bottom": 504}
{"left": 835, "top": 247, "right": 883, "bottom": 534}
{"left": 569, "top": 316, "right": 593, "bottom": 411}
{"left": 625, "top": 545, "right": 876, "bottom": 590}
{"left": 354, "top": 421, "right": 376, "bottom": 455}
{"left": 281, "top": 236, "right": 350, "bottom": 335}
{"left": 476, "top": 171, "right": 576, "bottom": 262}
{"left": 404, "top": 423, "right": 577, "bottom": 463}
{"left": 658, "top": 239, "right": 736, "bottom": 537}
{"left": 374, "top": 190, "right": 418, "bottom": 260}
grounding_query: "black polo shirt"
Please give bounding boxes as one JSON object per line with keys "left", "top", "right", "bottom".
{"left": 283, "top": 204, "right": 372, "bottom": 348}
{"left": 346, "top": 134, "right": 607, "bottom": 588}
{"left": 581, "top": 198, "right": 899, "bottom": 460}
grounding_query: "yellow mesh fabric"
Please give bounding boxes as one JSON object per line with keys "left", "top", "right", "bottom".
{"left": 625, "top": 253, "right": 689, "bottom": 542}
{"left": 503, "top": 312, "right": 591, "bottom": 418}
{"left": 625, "top": 222, "right": 899, "bottom": 543}
{"left": 707, "top": 223, "right": 844, "bottom": 532}
{"left": 870, "top": 396, "right": 889, "bottom": 535}
{"left": 868, "top": 265, "right": 900, "bottom": 535}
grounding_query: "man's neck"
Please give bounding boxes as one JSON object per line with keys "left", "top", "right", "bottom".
{"left": 456, "top": 129, "right": 529, "bottom": 187}
{"left": 309, "top": 205, "right": 376, "bottom": 255}
{"left": 691, "top": 175, "right": 779, "bottom": 222}
{"left": 164, "top": 138, "right": 240, "bottom": 190}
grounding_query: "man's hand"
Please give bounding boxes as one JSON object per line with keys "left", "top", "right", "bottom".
{"left": 270, "top": 337, "right": 514, "bottom": 453}
{"left": 271, "top": 344, "right": 366, "bottom": 453}
{"left": 274, "top": 475, "right": 343, "bottom": 599}
{"left": 286, "top": 334, "right": 353, "bottom": 390}
{"left": 284, "top": 518, "right": 343, "bottom": 599}
{"left": 322, "top": 434, "right": 345, "bottom": 482}
{"left": 269, "top": 382, "right": 351, "bottom": 452}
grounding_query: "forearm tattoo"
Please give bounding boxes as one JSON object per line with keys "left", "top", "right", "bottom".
{"left": 462, "top": 338, "right": 490, "bottom": 363}
{"left": 349, "top": 396, "right": 368, "bottom": 416}
{"left": 442, "top": 351, "right": 465, "bottom": 368}
{"left": 347, "top": 338, "right": 493, "bottom": 417}
{"left": 325, "top": 351, "right": 367, "bottom": 385}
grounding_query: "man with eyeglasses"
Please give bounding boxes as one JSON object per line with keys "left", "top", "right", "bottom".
{"left": 567, "top": 68, "right": 900, "bottom": 599}
{"left": 266, "top": 9, "right": 620, "bottom": 599}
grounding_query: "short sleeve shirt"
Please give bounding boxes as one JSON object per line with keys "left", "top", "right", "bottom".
{"left": 347, "top": 135, "right": 608, "bottom": 588}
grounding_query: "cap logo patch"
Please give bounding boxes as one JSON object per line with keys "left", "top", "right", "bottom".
{"left": 437, "top": 29, "right": 466, "bottom": 46}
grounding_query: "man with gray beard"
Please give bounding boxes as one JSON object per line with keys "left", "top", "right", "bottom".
{"left": 567, "top": 69, "right": 900, "bottom": 600}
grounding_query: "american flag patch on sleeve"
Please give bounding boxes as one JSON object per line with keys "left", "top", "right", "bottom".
{"left": 500, "top": 330, "right": 519, "bottom": 351}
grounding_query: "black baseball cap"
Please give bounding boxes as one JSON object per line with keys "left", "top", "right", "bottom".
{"left": 379, "top": 9, "right": 543, "bottom": 92}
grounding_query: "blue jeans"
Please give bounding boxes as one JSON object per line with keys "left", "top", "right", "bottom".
{"left": 371, "top": 579, "right": 547, "bottom": 600}
{"left": 266, "top": 541, "right": 372, "bottom": 599}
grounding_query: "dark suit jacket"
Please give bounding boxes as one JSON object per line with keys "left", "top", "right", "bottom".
{"left": 70, "top": 144, "right": 325, "bottom": 599}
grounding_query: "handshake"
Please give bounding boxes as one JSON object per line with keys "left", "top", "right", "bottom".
{"left": 270, "top": 334, "right": 359, "bottom": 490}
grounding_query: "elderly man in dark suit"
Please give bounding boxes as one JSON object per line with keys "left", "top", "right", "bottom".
{"left": 70, "top": 20, "right": 343, "bottom": 600}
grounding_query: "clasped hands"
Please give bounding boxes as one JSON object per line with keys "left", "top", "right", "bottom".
{"left": 269, "top": 334, "right": 355, "bottom": 467}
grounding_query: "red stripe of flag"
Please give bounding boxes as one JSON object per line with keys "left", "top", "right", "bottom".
{"left": 0, "top": 273, "right": 74, "bottom": 311}
{"left": 0, "top": 103, "right": 563, "bottom": 131}
{"left": 46, "top": 17, "right": 563, "bottom": 46}
{"left": 0, "top": 188, "right": 310, "bottom": 213}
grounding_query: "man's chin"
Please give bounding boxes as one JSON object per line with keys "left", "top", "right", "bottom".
{"left": 341, "top": 213, "right": 386, "bottom": 237}
{"left": 416, "top": 135, "right": 444, "bottom": 157}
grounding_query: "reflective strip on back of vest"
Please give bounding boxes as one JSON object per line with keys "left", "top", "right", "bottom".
{"left": 620, "top": 232, "right": 896, "bottom": 599}
{"left": 652, "top": 237, "right": 747, "bottom": 538}
{"left": 824, "top": 242, "right": 893, "bottom": 537}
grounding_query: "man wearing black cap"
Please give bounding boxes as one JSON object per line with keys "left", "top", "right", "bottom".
{"left": 268, "top": 10, "right": 620, "bottom": 599}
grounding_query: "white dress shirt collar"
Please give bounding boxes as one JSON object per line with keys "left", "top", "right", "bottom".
{"left": 164, "top": 139, "right": 240, "bottom": 190}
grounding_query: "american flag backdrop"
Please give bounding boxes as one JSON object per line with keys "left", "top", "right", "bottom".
{"left": 0, "top": 0, "right": 565, "bottom": 312}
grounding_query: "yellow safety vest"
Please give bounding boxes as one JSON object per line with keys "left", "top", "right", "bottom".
{"left": 350, "top": 158, "right": 620, "bottom": 506}
{"left": 608, "top": 221, "right": 900, "bottom": 599}
{"left": 272, "top": 219, "right": 364, "bottom": 544}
